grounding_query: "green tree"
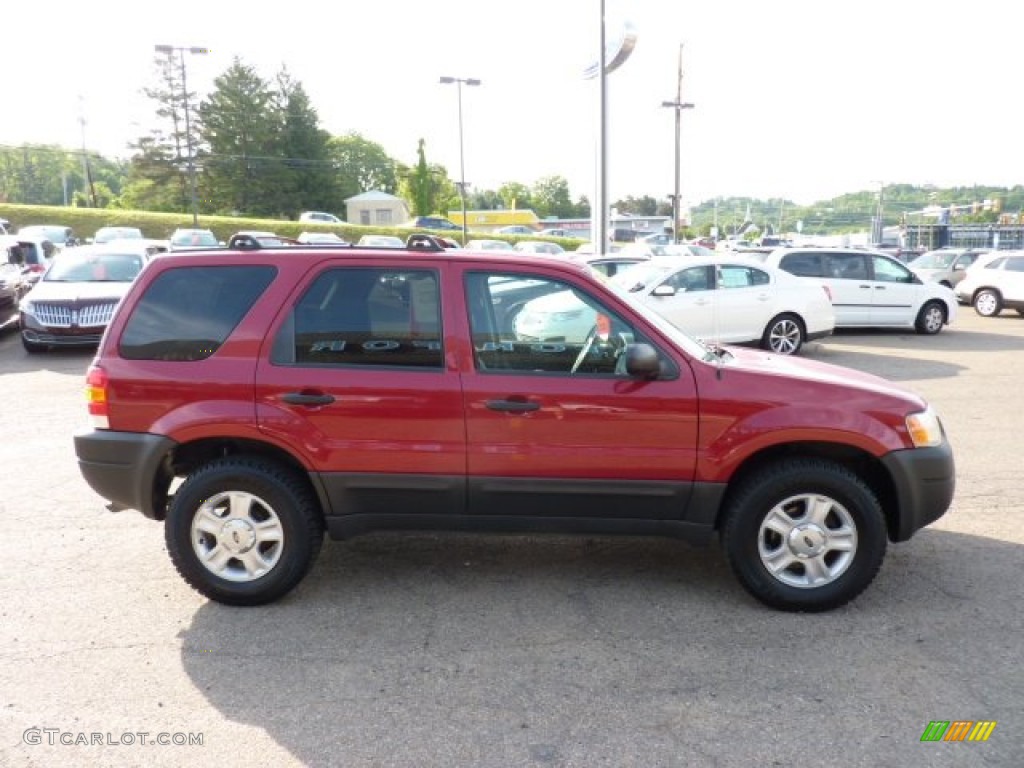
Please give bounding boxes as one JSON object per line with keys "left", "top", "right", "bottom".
{"left": 329, "top": 132, "right": 399, "bottom": 206}
{"left": 198, "top": 58, "right": 279, "bottom": 216}
{"left": 497, "top": 182, "right": 532, "bottom": 211}
{"left": 532, "top": 176, "right": 577, "bottom": 218}
{"left": 404, "top": 139, "right": 435, "bottom": 216}
{"left": 275, "top": 70, "right": 337, "bottom": 218}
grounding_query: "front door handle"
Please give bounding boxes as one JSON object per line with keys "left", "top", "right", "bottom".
{"left": 486, "top": 399, "right": 540, "bottom": 413}
{"left": 281, "top": 392, "right": 336, "bottom": 406}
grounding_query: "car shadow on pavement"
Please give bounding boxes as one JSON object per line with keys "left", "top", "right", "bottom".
{"left": 0, "top": 340, "right": 95, "bottom": 376}
{"left": 827, "top": 322, "right": 1024, "bottom": 352}
{"left": 178, "top": 529, "right": 1021, "bottom": 766}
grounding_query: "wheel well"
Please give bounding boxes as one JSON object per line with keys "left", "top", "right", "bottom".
{"left": 152, "top": 438, "right": 322, "bottom": 521}
{"left": 973, "top": 286, "right": 1000, "bottom": 301}
{"left": 715, "top": 442, "right": 900, "bottom": 540}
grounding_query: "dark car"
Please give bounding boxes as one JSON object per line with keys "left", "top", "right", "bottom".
{"left": 403, "top": 216, "right": 461, "bottom": 231}
{"left": 20, "top": 245, "right": 148, "bottom": 353}
{"left": 0, "top": 249, "right": 30, "bottom": 327}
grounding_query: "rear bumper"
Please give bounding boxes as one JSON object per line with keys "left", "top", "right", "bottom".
{"left": 881, "top": 441, "right": 956, "bottom": 542}
{"left": 74, "top": 429, "right": 176, "bottom": 519}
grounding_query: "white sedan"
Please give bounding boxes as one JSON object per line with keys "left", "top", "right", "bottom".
{"left": 515, "top": 256, "right": 835, "bottom": 355}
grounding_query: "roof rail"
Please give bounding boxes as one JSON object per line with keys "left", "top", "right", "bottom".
{"left": 405, "top": 234, "right": 449, "bottom": 252}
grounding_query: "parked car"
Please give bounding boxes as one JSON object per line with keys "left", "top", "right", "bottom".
{"left": 516, "top": 256, "right": 835, "bottom": 355}
{"left": 72, "top": 239, "right": 955, "bottom": 612}
{"left": 169, "top": 228, "right": 221, "bottom": 251}
{"left": 536, "top": 228, "right": 582, "bottom": 239}
{"left": 465, "top": 239, "right": 514, "bottom": 251}
{"left": 297, "top": 232, "right": 349, "bottom": 245}
{"left": 93, "top": 226, "right": 144, "bottom": 244}
{"left": 953, "top": 250, "right": 1024, "bottom": 317}
{"left": 299, "top": 211, "right": 343, "bottom": 225}
{"left": 762, "top": 247, "right": 957, "bottom": 334}
{"left": 908, "top": 248, "right": 986, "bottom": 290}
{"left": 356, "top": 235, "right": 404, "bottom": 247}
{"left": 17, "top": 224, "right": 77, "bottom": 250}
{"left": 228, "top": 231, "right": 296, "bottom": 248}
{"left": 0, "top": 256, "right": 30, "bottom": 328}
{"left": 0, "top": 234, "right": 57, "bottom": 285}
{"left": 20, "top": 244, "right": 149, "bottom": 353}
{"left": 514, "top": 240, "right": 564, "bottom": 255}
{"left": 402, "top": 216, "right": 460, "bottom": 231}
{"left": 495, "top": 225, "right": 537, "bottom": 235}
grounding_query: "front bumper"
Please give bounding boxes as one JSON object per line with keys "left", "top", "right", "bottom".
{"left": 74, "top": 429, "right": 177, "bottom": 519}
{"left": 880, "top": 441, "right": 956, "bottom": 542}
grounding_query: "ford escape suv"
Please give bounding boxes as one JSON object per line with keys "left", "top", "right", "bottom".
{"left": 74, "top": 236, "right": 955, "bottom": 612}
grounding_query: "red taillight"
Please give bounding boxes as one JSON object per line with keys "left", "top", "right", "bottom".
{"left": 28, "top": 264, "right": 45, "bottom": 273}
{"left": 85, "top": 365, "right": 109, "bottom": 428}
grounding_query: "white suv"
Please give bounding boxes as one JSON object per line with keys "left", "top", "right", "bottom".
{"left": 762, "top": 247, "right": 957, "bottom": 334}
{"left": 954, "top": 250, "right": 1024, "bottom": 317}
{"left": 299, "top": 211, "right": 342, "bottom": 225}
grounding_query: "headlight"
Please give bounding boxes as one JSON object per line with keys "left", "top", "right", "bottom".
{"left": 906, "top": 407, "right": 944, "bottom": 448}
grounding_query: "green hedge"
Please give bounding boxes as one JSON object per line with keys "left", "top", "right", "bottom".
{"left": 0, "top": 203, "right": 585, "bottom": 250}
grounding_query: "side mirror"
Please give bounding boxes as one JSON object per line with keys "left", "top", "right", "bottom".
{"left": 651, "top": 284, "right": 676, "bottom": 297}
{"left": 624, "top": 343, "right": 661, "bottom": 379}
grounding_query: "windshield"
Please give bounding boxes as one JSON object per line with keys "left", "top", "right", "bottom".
{"left": 45, "top": 252, "right": 144, "bottom": 282}
{"left": 607, "top": 263, "right": 672, "bottom": 292}
{"left": 172, "top": 230, "right": 218, "bottom": 246}
{"left": 911, "top": 250, "right": 958, "bottom": 269}
{"left": 20, "top": 226, "right": 69, "bottom": 244}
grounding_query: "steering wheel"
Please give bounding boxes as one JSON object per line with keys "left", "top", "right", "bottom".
{"left": 570, "top": 325, "right": 600, "bottom": 374}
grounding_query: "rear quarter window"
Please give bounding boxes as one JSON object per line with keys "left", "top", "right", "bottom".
{"left": 779, "top": 253, "right": 823, "bottom": 277}
{"left": 119, "top": 265, "right": 276, "bottom": 361}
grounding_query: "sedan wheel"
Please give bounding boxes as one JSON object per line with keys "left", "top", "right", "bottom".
{"left": 974, "top": 289, "right": 1002, "bottom": 317}
{"left": 761, "top": 314, "right": 804, "bottom": 355}
{"left": 721, "top": 458, "right": 887, "bottom": 612}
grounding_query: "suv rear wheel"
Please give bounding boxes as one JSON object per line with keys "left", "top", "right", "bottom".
{"left": 721, "top": 458, "right": 887, "bottom": 612}
{"left": 165, "top": 456, "right": 324, "bottom": 605}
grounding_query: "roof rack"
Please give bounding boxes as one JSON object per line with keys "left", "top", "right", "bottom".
{"left": 224, "top": 233, "right": 456, "bottom": 252}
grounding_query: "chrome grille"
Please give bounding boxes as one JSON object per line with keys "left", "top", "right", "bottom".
{"left": 34, "top": 302, "right": 118, "bottom": 328}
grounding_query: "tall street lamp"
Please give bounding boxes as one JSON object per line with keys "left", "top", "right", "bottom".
{"left": 439, "top": 76, "right": 481, "bottom": 243}
{"left": 155, "top": 44, "right": 208, "bottom": 228}
{"left": 661, "top": 44, "right": 693, "bottom": 244}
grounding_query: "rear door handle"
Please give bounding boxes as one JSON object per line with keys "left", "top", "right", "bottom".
{"left": 486, "top": 399, "right": 540, "bottom": 413}
{"left": 281, "top": 392, "right": 336, "bottom": 406}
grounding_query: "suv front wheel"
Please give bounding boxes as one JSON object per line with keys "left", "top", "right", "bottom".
{"left": 721, "top": 458, "right": 887, "bottom": 612}
{"left": 165, "top": 456, "right": 324, "bottom": 605}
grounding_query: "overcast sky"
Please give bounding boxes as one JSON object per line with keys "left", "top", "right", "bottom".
{"left": 4, "top": 0, "right": 1022, "bottom": 207}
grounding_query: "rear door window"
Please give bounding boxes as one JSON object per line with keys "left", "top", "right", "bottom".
{"left": 119, "top": 265, "right": 276, "bottom": 361}
{"left": 779, "top": 252, "right": 823, "bottom": 277}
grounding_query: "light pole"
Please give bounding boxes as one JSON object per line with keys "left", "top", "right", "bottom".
{"left": 439, "top": 76, "right": 481, "bottom": 243}
{"left": 156, "top": 44, "right": 208, "bottom": 228}
{"left": 661, "top": 44, "right": 693, "bottom": 244}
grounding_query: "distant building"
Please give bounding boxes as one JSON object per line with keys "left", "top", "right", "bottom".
{"left": 447, "top": 209, "right": 542, "bottom": 233}
{"left": 344, "top": 190, "right": 410, "bottom": 226}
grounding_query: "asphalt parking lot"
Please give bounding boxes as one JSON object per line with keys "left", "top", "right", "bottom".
{"left": 0, "top": 313, "right": 1021, "bottom": 768}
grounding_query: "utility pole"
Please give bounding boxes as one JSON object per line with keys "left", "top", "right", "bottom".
{"left": 661, "top": 44, "right": 694, "bottom": 244}
{"left": 78, "top": 96, "right": 98, "bottom": 208}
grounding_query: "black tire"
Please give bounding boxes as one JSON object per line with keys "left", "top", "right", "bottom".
{"left": 760, "top": 313, "right": 804, "bottom": 355}
{"left": 914, "top": 300, "right": 946, "bottom": 335}
{"left": 721, "top": 458, "right": 888, "bottom": 612}
{"left": 165, "top": 456, "right": 324, "bottom": 605}
{"left": 973, "top": 289, "right": 1002, "bottom": 317}
{"left": 21, "top": 336, "right": 46, "bottom": 354}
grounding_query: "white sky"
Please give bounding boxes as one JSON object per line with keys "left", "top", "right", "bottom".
{"left": 4, "top": 0, "right": 1022, "bottom": 206}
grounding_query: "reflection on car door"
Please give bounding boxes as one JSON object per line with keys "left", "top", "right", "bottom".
{"left": 461, "top": 267, "right": 699, "bottom": 520}
{"left": 822, "top": 252, "right": 873, "bottom": 326}
{"left": 868, "top": 255, "right": 919, "bottom": 326}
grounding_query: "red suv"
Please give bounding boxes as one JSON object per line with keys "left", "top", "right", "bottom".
{"left": 74, "top": 237, "right": 955, "bottom": 611}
